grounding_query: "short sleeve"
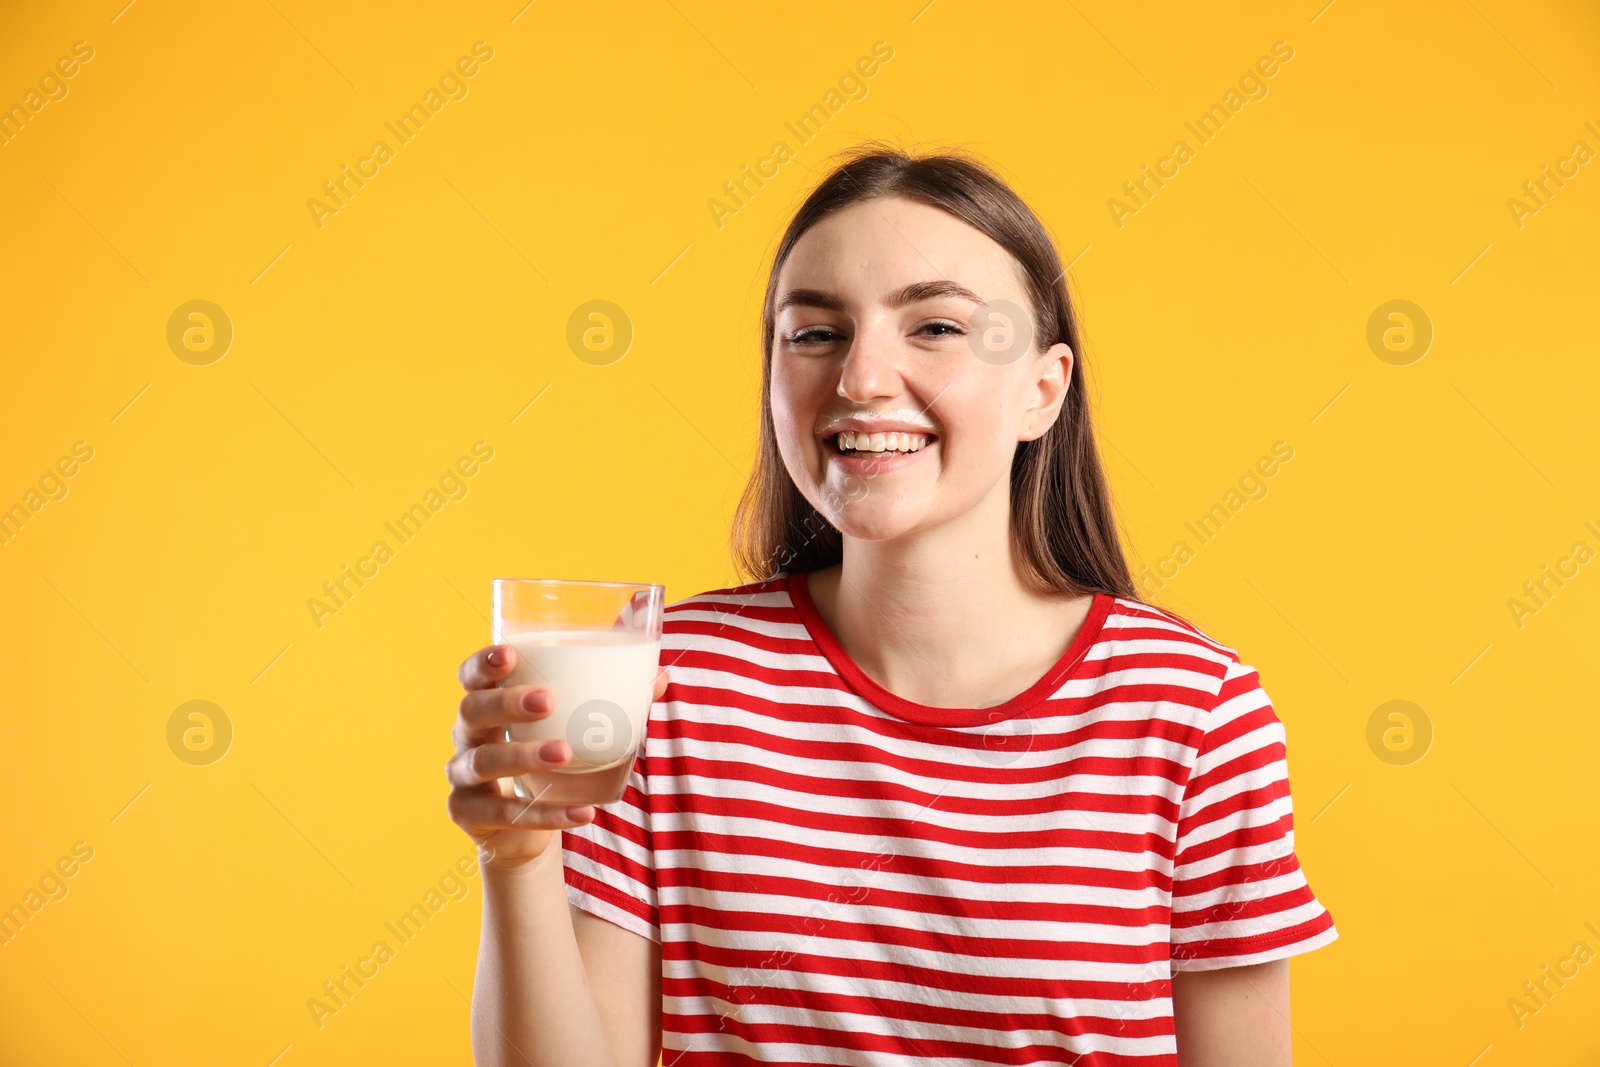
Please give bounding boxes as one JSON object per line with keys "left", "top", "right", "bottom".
{"left": 1169, "top": 659, "right": 1338, "bottom": 971}
{"left": 561, "top": 745, "right": 658, "bottom": 942}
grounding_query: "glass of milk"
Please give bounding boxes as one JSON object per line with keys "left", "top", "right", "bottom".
{"left": 491, "top": 578, "right": 664, "bottom": 807}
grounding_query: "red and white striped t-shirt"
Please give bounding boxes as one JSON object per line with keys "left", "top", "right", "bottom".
{"left": 561, "top": 571, "right": 1337, "bottom": 1065}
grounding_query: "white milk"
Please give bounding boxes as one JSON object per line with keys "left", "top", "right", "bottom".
{"left": 499, "top": 630, "right": 660, "bottom": 801}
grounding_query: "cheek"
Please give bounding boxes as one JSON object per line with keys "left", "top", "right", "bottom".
{"left": 940, "top": 380, "right": 1004, "bottom": 451}
{"left": 770, "top": 360, "right": 822, "bottom": 475}
{"left": 770, "top": 370, "right": 801, "bottom": 441}
{"left": 935, "top": 381, "right": 1025, "bottom": 492}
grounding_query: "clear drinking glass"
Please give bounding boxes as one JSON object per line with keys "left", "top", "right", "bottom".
{"left": 491, "top": 578, "right": 665, "bottom": 807}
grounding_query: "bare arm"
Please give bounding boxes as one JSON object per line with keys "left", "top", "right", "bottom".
{"left": 470, "top": 848, "right": 661, "bottom": 1066}
{"left": 449, "top": 645, "right": 667, "bottom": 1067}
{"left": 472, "top": 847, "right": 633, "bottom": 1066}
{"left": 1171, "top": 958, "right": 1291, "bottom": 1066}
{"left": 571, "top": 906, "right": 662, "bottom": 1066}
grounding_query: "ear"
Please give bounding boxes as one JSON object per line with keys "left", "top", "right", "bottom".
{"left": 1018, "top": 342, "right": 1073, "bottom": 441}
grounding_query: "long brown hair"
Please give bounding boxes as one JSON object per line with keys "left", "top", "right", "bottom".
{"left": 729, "top": 141, "right": 1142, "bottom": 604}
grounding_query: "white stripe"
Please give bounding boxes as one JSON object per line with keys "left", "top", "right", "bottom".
{"left": 658, "top": 843, "right": 1171, "bottom": 909}
{"left": 659, "top": 661, "right": 1219, "bottom": 735}
{"left": 1173, "top": 857, "right": 1309, "bottom": 913}
{"left": 662, "top": 1020, "right": 1172, "bottom": 1064}
{"left": 651, "top": 694, "right": 1204, "bottom": 772}
{"left": 666, "top": 961, "right": 1175, "bottom": 1018}
{"left": 563, "top": 849, "right": 652, "bottom": 907}
{"left": 1174, "top": 793, "right": 1295, "bottom": 867}
{"left": 565, "top": 882, "right": 655, "bottom": 940}
{"left": 667, "top": 589, "right": 792, "bottom": 613}
{"left": 1085, "top": 632, "right": 1235, "bottom": 669}
{"left": 648, "top": 759, "right": 1188, "bottom": 835}
{"left": 1171, "top": 921, "right": 1339, "bottom": 972}
{"left": 664, "top": 630, "right": 828, "bottom": 670}
{"left": 665, "top": 607, "right": 810, "bottom": 643}
{"left": 1050, "top": 663, "right": 1230, "bottom": 700}
{"left": 661, "top": 921, "right": 1174, "bottom": 982}
{"left": 1172, "top": 895, "right": 1326, "bottom": 942}
{"left": 650, "top": 817, "right": 1169, "bottom": 878}
{"left": 661, "top": 888, "right": 1173, "bottom": 948}
{"left": 1108, "top": 598, "right": 1239, "bottom": 658}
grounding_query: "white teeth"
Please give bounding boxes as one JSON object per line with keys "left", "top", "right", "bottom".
{"left": 835, "top": 430, "right": 932, "bottom": 453}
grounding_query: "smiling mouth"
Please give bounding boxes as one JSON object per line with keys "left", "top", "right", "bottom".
{"left": 827, "top": 430, "right": 936, "bottom": 456}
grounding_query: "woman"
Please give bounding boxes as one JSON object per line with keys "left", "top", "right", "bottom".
{"left": 447, "top": 143, "right": 1337, "bottom": 1066}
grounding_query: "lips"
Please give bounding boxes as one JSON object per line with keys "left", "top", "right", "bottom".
{"left": 816, "top": 410, "right": 940, "bottom": 475}
{"left": 825, "top": 435, "right": 936, "bottom": 474}
{"left": 817, "top": 409, "right": 941, "bottom": 439}
{"left": 829, "top": 429, "right": 935, "bottom": 455}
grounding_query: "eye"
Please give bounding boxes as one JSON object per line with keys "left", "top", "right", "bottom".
{"left": 787, "top": 327, "right": 844, "bottom": 346}
{"left": 785, "top": 319, "right": 966, "bottom": 346}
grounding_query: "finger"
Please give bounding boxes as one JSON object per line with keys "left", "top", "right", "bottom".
{"left": 446, "top": 738, "right": 574, "bottom": 789}
{"left": 448, "top": 785, "right": 596, "bottom": 831}
{"left": 454, "top": 685, "right": 553, "bottom": 748}
{"left": 653, "top": 665, "right": 670, "bottom": 702}
{"left": 459, "top": 644, "right": 517, "bottom": 691}
{"left": 452, "top": 686, "right": 552, "bottom": 751}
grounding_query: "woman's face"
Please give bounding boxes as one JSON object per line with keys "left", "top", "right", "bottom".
{"left": 771, "top": 195, "right": 1073, "bottom": 544}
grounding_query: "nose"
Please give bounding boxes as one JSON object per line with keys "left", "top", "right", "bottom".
{"left": 836, "top": 316, "right": 902, "bottom": 403}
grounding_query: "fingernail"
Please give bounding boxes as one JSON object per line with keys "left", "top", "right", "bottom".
{"left": 521, "top": 690, "right": 547, "bottom": 714}
{"left": 487, "top": 647, "right": 506, "bottom": 667}
{"left": 539, "top": 740, "right": 569, "bottom": 762}
{"left": 566, "top": 805, "right": 594, "bottom": 822}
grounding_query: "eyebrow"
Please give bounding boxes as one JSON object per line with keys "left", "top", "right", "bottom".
{"left": 775, "top": 279, "right": 984, "bottom": 315}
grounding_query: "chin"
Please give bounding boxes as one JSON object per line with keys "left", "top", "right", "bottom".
{"left": 825, "top": 504, "right": 924, "bottom": 543}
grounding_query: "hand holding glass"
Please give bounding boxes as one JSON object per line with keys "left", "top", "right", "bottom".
{"left": 492, "top": 578, "right": 664, "bottom": 807}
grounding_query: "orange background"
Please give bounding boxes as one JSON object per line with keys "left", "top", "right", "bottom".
{"left": 1, "top": 1, "right": 1598, "bottom": 1064}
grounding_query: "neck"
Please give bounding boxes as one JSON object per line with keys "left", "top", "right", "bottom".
{"left": 807, "top": 479, "right": 1093, "bottom": 709}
